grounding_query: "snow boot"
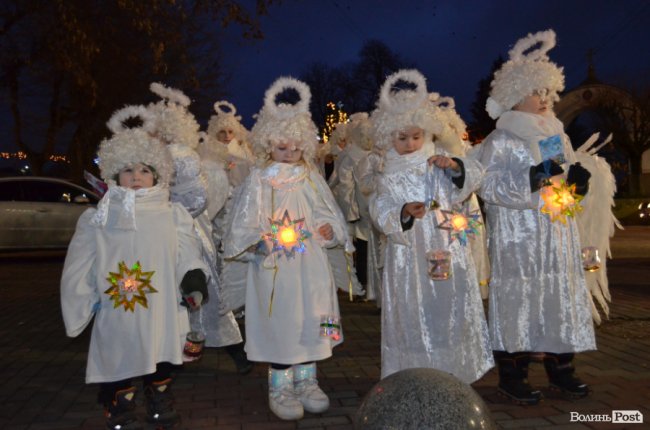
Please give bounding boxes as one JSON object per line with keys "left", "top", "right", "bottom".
{"left": 544, "top": 353, "right": 590, "bottom": 399}
{"left": 293, "top": 362, "right": 329, "bottom": 414}
{"left": 104, "top": 387, "right": 143, "bottom": 430}
{"left": 268, "top": 366, "right": 303, "bottom": 420}
{"left": 495, "top": 351, "right": 543, "bottom": 405}
{"left": 144, "top": 378, "right": 180, "bottom": 428}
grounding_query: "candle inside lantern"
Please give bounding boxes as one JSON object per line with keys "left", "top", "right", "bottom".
{"left": 451, "top": 214, "right": 469, "bottom": 231}
{"left": 279, "top": 226, "right": 298, "bottom": 247}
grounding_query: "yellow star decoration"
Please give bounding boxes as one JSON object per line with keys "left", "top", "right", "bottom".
{"left": 540, "top": 179, "right": 584, "bottom": 224}
{"left": 105, "top": 261, "right": 157, "bottom": 312}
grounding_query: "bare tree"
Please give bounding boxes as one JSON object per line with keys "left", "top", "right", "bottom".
{"left": 0, "top": 0, "right": 275, "bottom": 180}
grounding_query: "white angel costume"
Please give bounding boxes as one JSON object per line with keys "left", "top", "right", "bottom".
{"left": 148, "top": 83, "right": 242, "bottom": 348}
{"left": 371, "top": 146, "right": 493, "bottom": 382}
{"left": 224, "top": 163, "right": 347, "bottom": 364}
{"left": 369, "top": 69, "right": 493, "bottom": 382}
{"left": 476, "top": 110, "right": 596, "bottom": 353}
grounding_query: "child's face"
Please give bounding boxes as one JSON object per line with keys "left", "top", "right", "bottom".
{"left": 217, "top": 128, "right": 235, "bottom": 144}
{"left": 118, "top": 163, "right": 155, "bottom": 190}
{"left": 392, "top": 126, "right": 425, "bottom": 155}
{"left": 514, "top": 89, "right": 549, "bottom": 115}
{"left": 271, "top": 141, "right": 303, "bottom": 164}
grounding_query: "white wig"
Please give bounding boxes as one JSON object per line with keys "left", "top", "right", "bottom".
{"left": 148, "top": 82, "right": 201, "bottom": 149}
{"left": 347, "top": 112, "right": 374, "bottom": 151}
{"left": 206, "top": 100, "right": 249, "bottom": 143}
{"left": 370, "top": 69, "right": 441, "bottom": 153}
{"left": 429, "top": 94, "right": 468, "bottom": 157}
{"left": 98, "top": 105, "right": 173, "bottom": 185}
{"left": 487, "top": 29, "right": 565, "bottom": 119}
{"left": 250, "top": 76, "right": 319, "bottom": 164}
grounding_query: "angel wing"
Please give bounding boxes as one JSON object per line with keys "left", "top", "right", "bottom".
{"left": 574, "top": 132, "right": 623, "bottom": 324}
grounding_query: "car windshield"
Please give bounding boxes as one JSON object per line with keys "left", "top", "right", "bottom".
{"left": 0, "top": 180, "right": 99, "bottom": 204}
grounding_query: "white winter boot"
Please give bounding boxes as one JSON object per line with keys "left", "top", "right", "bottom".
{"left": 268, "top": 366, "right": 304, "bottom": 420}
{"left": 293, "top": 363, "right": 330, "bottom": 414}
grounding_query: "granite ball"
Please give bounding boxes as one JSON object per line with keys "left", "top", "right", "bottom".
{"left": 354, "top": 368, "right": 496, "bottom": 430}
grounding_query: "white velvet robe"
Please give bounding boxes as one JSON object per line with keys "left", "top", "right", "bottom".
{"left": 223, "top": 162, "right": 348, "bottom": 364}
{"left": 61, "top": 185, "right": 207, "bottom": 383}
{"left": 370, "top": 146, "right": 493, "bottom": 382}
{"left": 476, "top": 111, "right": 596, "bottom": 353}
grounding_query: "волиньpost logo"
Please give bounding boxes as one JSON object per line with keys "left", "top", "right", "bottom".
{"left": 570, "top": 410, "right": 644, "bottom": 424}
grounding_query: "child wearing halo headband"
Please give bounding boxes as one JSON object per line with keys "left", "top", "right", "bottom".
{"left": 223, "top": 77, "right": 352, "bottom": 421}
{"left": 477, "top": 29, "right": 597, "bottom": 405}
{"left": 369, "top": 69, "right": 493, "bottom": 383}
{"left": 60, "top": 106, "right": 208, "bottom": 429}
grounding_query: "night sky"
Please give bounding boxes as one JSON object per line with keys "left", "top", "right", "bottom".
{"left": 219, "top": 0, "right": 650, "bottom": 128}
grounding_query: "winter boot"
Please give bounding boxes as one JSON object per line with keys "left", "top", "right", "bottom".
{"left": 268, "top": 366, "right": 304, "bottom": 420}
{"left": 495, "top": 351, "right": 543, "bottom": 405}
{"left": 544, "top": 353, "right": 590, "bottom": 399}
{"left": 226, "top": 342, "right": 254, "bottom": 375}
{"left": 293, "top": 362, "right": 330, "bottom": 414}
{"left": 144, "top": 378, "right": 180, "bottom": 428}
{"left": 104, "top": 387, "right": 143, "bottom": 430}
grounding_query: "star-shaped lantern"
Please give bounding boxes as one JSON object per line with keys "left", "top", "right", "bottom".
{"left": 264, "top": 210, "right": 312, "bottom": 259}
{"left": 105, "top": 261, "right": 157, "bottom": 312}
{"left": 437, "top": 207, "right": 483, "bottom": 246}
{"left": 540, "top": 179, "right": 583, "bottom": 224}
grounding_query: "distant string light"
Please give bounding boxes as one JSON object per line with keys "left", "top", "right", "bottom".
{"left": 322, "top": 101, "right": 348, "bottom": 143}
{"left": 0, "top": 151, "right": 70, "bottom": 163}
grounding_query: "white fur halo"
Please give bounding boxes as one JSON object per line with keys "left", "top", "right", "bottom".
{"left": 263, "top": 76, "right": 311, "bottom": 120}
{"left": 213, "top": 100, "right": 241, "bottom": 120}
{"left": 107, "top": 105, "right": 157, "bottom": 134}
{"left": 509, "top": 29, "right": 556, "bottom": 62}
{"left": 432, "top": 95, "right": 455, "bottom": 110}
{"left": 378, "top": 69, "right": 428, "bottom": 114}
{"left": 150, "top": 82, "right": 191, "bottom": 107}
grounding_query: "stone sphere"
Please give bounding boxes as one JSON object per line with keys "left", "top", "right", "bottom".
{"left": 354, "top": 368, "right": 496, "bottom": 430}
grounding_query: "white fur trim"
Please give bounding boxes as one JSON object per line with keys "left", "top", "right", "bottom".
{"left": 263, "top": 76, "right": 311, "bottom": 120}
{"left": 509, "top": 29, "right": 556, "bottom": 62}
{"left": 378, "top": 69, "right": 428, "bottom": 114}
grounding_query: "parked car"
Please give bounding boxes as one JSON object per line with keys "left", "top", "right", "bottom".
{"left": 0, "top": 176, "right": 100, "bottom": 250}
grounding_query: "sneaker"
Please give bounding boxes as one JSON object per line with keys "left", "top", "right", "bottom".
{"left": 104, "top": 387, "right": 143, "bottom": 430}
{"left": 498, "top": 379, "right": 543, "bottom": 405}
{"left": 144, "top": 379, "right": 180, "bottom": 428}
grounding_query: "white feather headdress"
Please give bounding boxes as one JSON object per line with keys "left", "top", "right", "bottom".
{"left": 371, "top": 69, "right": 441, "bottom": 153}
{"left": 98, "top": 105, "right": 173, "bottom": 185}
{"left": 206, "top": 100, "right": 249, "bottom": 143}
{"left": 486, "top": 29, "right": 565, "bottom": 119}
{"left": 250, "top": 76, "right": 319, "bottom": 164}
{"left": 148, "top": 82, "right": 200, "bottom": 149}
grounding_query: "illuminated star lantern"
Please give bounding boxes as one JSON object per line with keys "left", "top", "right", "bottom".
{"left": 437, "top": 207, "right": 483, "bottom": 246}
{"left": 264, "top": 210, "right": 312, "bottom": 258}
{"left": 540, "top": 179, "right": 584, "bottom": 224}
{"left": 105, "top": 261, "right": 157, "bottom": 312}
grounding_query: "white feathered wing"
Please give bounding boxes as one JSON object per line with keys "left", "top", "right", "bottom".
{"left": 574, "top": 133, "right": 623, "bottom": 324}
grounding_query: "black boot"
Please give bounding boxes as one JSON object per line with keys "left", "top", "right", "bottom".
{"left": 144, "top": 378, "right": 180, "bottom": 428}
{"left": 226, "top": 342, "right": 254, "bottom": 375}
{"left": 544, "top": 353, "right": 590, "bottom": 399}
{"left": 495, "top": 351, "right": 543, "bottom": 405}
{"left": 104, "top": 387, "right": 143, "bottom": 430}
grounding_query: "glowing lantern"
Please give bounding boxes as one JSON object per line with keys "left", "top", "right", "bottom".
{"left": 437, "top": 207, "right": 483, "bottom": 246}
{"left": 264, "top": 210, "right": 312, "bottom": 258}
{"left": 540, "top": 178, "right": 583, "bottom": 224}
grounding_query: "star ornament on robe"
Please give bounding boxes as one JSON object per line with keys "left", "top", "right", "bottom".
{"left": 105, "top": 261, "right": 157, "bottom": 312}
{"left": 540, "top": 179, "right": 584, "bottom": 224}
{"left": 264, "top": 210, "right": 312, "bottom": 259}
{"left": 437, "top": 207, "right": 482, "bottom": 246}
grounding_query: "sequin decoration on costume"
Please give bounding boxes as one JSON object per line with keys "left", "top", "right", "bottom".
{"left": 264, "top": 210, "right": 311, "bottom": 259}
{"left": 105, "top": 261, "right": 157, "bottom": 312}
{"left": 436, "top": 207, "right": 483, "bottom": 246}
{"left": 540, "top": 179, "right": 584, "bottom": 224}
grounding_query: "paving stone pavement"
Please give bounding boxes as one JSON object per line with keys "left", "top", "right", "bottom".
{"left": 0, "top": 228, "right": 648, "bottom": 429}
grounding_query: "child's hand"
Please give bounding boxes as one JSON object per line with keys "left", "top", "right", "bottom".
{"left": 318, "top": 223, "right": 334, "bottom": 241}
{"left": 402, "top": 202, "right": 426, "bottom": 219}
{"left": 428, "top": 155, "right": 459, "bottom": 171}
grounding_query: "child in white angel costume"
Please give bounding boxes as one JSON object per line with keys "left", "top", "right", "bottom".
{"left": 61, "top": 106, "right": 208, "bottom": 429}
{"left": 369, "top": 69, "right": 493, "bottom": 382}
{"left": 223, "top": 77, "right": 351, "bottom": 421}
{"left": 147, "top": 83, "right": 249, "bottom": 373}
{"left": 429, "top": 94, "right": 491, "bottom": 296}
{"left": 476, "top": 30, "right": 608, "bottom": 404}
